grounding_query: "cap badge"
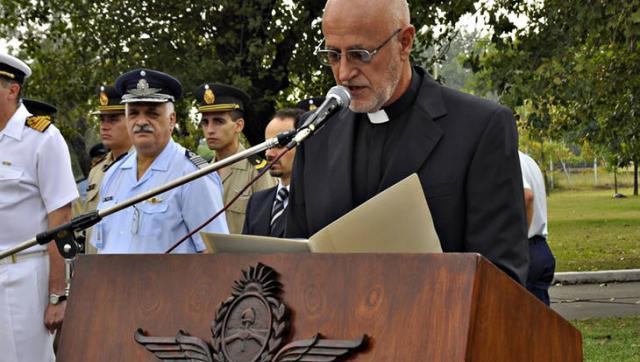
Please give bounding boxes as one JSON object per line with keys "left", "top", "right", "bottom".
{"left": 137, "top": 78, "right": 149, "bottom": 91}
{"left": 99, "top": 91, "right": 109, "bottom": 106}
{"left": 127, "top": 78, "right": 162, "bottom": 97}
{"left": 204, "top": 88, "right": 215, "bottom": 105}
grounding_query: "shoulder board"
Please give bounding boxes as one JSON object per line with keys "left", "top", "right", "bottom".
{"left": 102, "top": 151, "right": 128, "bottom": 173}
{"left": 247, "top": 154, "right": 268, "bottom": 170}
{"left": 185, "top": 149, "right": 208, "bottom": 170}
{"left": 25, "top": 116, "right": 52, "bottom": 132}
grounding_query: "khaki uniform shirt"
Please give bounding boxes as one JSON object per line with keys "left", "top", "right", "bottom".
{"left": 217, "top": 144, "right": 276, "bottom": 234}
{"left": 83, "top": 151, "right": 124, "bottom": 254}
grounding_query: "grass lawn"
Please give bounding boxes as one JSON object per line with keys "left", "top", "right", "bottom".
{"left": 548, "top": 187, "right": 640, "bottom": 272}
{"left": 574, "top": 316, "right": 640, "bottom": 362}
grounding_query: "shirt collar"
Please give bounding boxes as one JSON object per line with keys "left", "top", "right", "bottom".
{"left": 366, "top": 68, "right": 421, "bottom": 124}
{"left": 276, "top": 182, "right": 290, "bottom": 193}
{"left": 121, "top": 139, "right": 176, "bottom": 172}
{"left": 1, "top": 104, "right": 31, "bottom": 141}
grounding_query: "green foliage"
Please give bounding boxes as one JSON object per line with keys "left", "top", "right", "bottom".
{"left": 467, "top": 0, "right": 640, "bottom": 194}
{"left": 1, "top": 0, "right": 483, "bottom": 176}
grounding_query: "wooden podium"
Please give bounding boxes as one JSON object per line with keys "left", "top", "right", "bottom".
{"left": 56, "top": 253, "right": 582, "bottom": 361}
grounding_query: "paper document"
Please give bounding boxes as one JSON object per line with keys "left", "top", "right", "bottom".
{"left": 201, "top": 173, "right": 442, "bottom": 253}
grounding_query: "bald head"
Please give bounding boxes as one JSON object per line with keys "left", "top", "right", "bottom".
{"left": 321, "top": 0, "right": 415, "bottom": 113}
{"left": 324, "top": 0, "right": 410, "bottom": 32}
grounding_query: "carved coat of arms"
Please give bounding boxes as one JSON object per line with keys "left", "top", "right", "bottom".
{"left": 135, "top": 263, "right": 367, "bottom": 362}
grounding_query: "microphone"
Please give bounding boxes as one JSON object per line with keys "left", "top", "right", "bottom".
{"left": 299, "top": 85, "right": 351, "bottom": 129}
{"left": 289, "top": 85, "right": 351, "bottom": 148}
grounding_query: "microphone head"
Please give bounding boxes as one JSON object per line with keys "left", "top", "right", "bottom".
{"left": 327, "top": 85, "right": 351, "bottom": 108}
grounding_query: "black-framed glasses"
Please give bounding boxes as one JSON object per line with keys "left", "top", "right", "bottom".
{"left": 316, "top": 28, "right": 402, "bottom": 66}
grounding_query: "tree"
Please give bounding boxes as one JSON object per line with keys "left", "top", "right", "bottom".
{"left": 1, "top": 0, "right": 486, "bottom": 176}
{"left": 466, "top": 0, "right": 640, "bottom": 195}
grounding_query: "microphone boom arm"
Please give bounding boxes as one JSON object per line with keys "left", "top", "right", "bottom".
{"left": 0, "top": 130, "right": 295, "bottom": 261}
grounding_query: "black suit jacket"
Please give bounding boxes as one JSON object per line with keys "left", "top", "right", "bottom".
{"left": 242, "top": 186, "right": 286, "bottom": 237}
{"left": 286, "top": 66, "right": 529, "bottom": 284}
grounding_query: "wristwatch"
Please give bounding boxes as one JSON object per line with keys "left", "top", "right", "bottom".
{"left": 49, "top": 293, "right": 67, "bottom": 305}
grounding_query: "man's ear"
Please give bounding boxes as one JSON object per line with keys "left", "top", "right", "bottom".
{"left": 235, "top": 117, "right": 245, "bottom": 133}
{"left": 399, "top": 25, "right": 416, "bottom": 61}
{"left": 8, "top": 82, "right": 21, "bottom": 102}
{"left": 169, "top": 111, "right": 177, "bottom": 130}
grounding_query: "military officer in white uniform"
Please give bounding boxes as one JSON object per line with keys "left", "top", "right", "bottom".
{"left": 0, "top": 53, "right": 79, "bottom": 361}
{"left": 91, "top": 68, "right": 228, "bottom": 254}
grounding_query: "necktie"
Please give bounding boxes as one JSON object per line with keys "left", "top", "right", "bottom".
{"left": 270, "top": 187, "right": 289, "bottom": 226}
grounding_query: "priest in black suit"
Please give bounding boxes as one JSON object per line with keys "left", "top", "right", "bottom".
{"left": 286, "top": 0, "right": 529, "bottom": 285}
{"left": 243, "top": 109, "right": 303, "bottom": 237}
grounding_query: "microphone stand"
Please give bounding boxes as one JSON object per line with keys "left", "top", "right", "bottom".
{"left": 0, "top": 130, "right": 296, "bottom": 295}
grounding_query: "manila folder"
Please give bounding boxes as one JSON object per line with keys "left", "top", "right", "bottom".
{"left": 307, "top": 173, "right": 441, "bottom": 253}
{"left": 201, "top": 173, "right": 441, "bottom": 254}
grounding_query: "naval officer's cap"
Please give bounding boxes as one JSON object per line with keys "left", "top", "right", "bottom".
{"left": 115, "top": 69, "right": 182, "bottom": 104}
{"left": 92, "top": 85, "right": 125, "bottom": 115}
{"left": 193, "top": 83, "right": 251, "bottom": 115}
{"left": 296, "top": 97, "right": 325, "bottom": 112}
{"left": 23, "top": 99, "right": 57, "bottom": 117}
{"left": 0, "top": 53, "right": 31, "bottom": 84}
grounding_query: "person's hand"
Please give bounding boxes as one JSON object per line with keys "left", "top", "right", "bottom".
{"left": 44, "top": 301, "right": 66, "bottom": 333}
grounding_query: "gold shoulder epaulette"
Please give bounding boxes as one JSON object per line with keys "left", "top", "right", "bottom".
{"left": 248, "top": 154, "right": 268, "bottom": 170}
{"left": 25, "top": 116, "right": 52, "bottom": 132}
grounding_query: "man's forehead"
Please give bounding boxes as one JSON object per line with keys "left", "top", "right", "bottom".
{"left": 101, "top": 112, "right": 124, "bottom": 120}
{"left": 127, "top": 102, "right": 165, "bottom": 111}
{"left": 266, "top": 117, "right": 294, "bottom": 134}
{"left": 202, "top": 111, "right": 232, "bottom": 120}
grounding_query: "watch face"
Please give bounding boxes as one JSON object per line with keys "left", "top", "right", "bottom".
{"left": 49, "top": 294, "right": 65, "bottom": 304}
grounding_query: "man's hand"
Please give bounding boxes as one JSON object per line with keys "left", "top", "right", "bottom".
{"left": 46, "top": 203, "right": 73, "bottom": 334}
{"left": 44, "top": 301, "right": 66, "bottom": 333}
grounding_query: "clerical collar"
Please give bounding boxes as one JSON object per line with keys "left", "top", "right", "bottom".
{"left": 366, "top": 68, "right": 421, "bottom": 124}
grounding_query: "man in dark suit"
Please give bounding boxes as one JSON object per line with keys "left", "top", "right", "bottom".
{"left": 286, "top": 0, "right": 529, "bottom": 284}
{"left": 243, "top": 108, "right": 303, "bottom": 237}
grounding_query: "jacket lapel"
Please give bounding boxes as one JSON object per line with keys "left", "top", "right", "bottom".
{"left": 257, "top": 188, "right": 277, "bottom": 235}
{"left": 379, "top": 71, "right": 447, "bottom": 191}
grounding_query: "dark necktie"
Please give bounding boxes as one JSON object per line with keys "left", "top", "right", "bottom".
{"left": 270, "top": 187, "right": 289, "bottom": 226}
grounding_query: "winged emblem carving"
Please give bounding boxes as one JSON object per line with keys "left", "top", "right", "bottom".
{"left": 135, "top": 263, "right": 368, "bottom": 362}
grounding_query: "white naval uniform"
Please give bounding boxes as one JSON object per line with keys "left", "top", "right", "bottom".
{"left": 91, "top": 139, "right": 228, "bottom": 254}
{"left": 0, "top": 104, "right": 79, "bottom": 362}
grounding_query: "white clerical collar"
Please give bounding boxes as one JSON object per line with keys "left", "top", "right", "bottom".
{"left": 367, "top": 109, "right": 390, "bottom": 124}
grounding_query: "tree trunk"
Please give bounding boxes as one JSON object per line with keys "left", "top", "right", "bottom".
{"left": 614, "top": 166, "right": 618, "bottom": 194}
{"left": 634, "top": 159, "right": 638, "bottom": 196}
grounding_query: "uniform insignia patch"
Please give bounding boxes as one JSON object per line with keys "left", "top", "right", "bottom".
{"left": 1, "top": 160, "right": 11, "bottom": 166}
{"left": 185, "top": 149, "right": 208, "bottom": 169}
{"left": 248, "top": 154, "right": 267, "bottom": 170}
{"left": 25, "top": 116, "right": 52, "bottom": 132}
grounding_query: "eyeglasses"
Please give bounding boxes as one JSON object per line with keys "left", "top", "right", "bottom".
{"left": 316, "top": 28, "right": 402, "bottom": 66}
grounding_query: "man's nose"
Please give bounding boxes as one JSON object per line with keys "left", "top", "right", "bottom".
{"left": 336, "top": 55, "right": 357, "bottom": 83}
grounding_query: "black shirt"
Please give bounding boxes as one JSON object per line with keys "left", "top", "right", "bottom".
{"left": 352, "top": 69, "right": 422, "bottom": 206}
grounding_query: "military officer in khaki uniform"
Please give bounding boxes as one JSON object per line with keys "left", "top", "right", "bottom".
{"left": 83, "top": 85, "right": 132, "bottom": 253}
{"left": 194, "top": 83, "right": 276, "bottom": 234}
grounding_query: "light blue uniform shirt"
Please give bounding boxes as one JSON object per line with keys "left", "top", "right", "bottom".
{"left": 91, "top": 139, "right": 228, "bottom": 253}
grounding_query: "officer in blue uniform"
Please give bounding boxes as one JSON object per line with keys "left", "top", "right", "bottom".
{"left": 90, "top": 69, "right": 228, "bottom": 254}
